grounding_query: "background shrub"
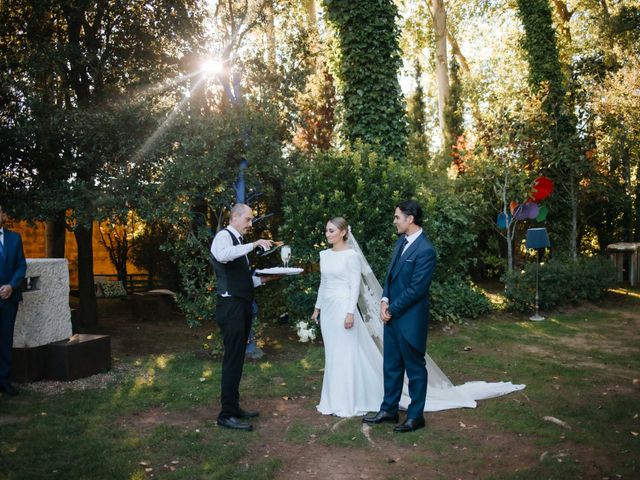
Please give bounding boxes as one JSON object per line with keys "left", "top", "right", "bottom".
{"left": 430, "top": 277, "right": 493, "bottom": 324}
{"left": 504, "top": 256, "right": 616, "bottom": 312}
{"left": 280, "top": 144, "right": 492, "bottom": 326}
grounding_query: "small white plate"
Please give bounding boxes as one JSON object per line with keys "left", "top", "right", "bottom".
{"left": 255, "top": 267, "right": 304, "bottom": 276}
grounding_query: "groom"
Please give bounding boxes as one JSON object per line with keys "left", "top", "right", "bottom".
{"left": 363, "top": 200, "right": 436, "bottom": 432}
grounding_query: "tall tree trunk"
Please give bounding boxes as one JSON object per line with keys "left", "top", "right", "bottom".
{"left": 551, "top": 0, "right": 573, "bottom": 43}
{"left": 621, "top": 134, "right": 633, "bottom": 242}
{"left": 428, "top": 0, "right": 450, "bottom": 145}
{"left": 446, "top": 29, "right": 469, "bottom": 74}
{"left": 265, "top": 2, "right": 276, "bottom": 65}
{"left": 304, "top": 0, "right": 317, "bottom": 27}
{"left": 635, "top": 180, "right": 640, "bottom": 242}
{"left": 74, "top": 223, "right": 98, "bottom": 328}
{"left": 45, "top": 212, "right": 66, "bottom": 258}
{"left": 570, "top": 172, "right": 578, "bottom": 258}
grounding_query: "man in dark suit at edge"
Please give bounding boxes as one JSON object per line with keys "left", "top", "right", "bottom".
{"left": 0, "top": 201, "right": 27, "bottom": 397}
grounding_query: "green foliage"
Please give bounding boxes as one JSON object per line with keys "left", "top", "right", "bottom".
{"left": 323, "top": 0, "right": 407, "bottom": 158}
{"left": 280, "top": 143, "right": 492, "bottom": 324}
{"left": 280, "top": 143, "right": 417, "bottom": 320}
{"left": 129, "top": 221, "right": 180, "bottom": 290}
{"left": 168, "top": 227, "right": 217, "bottom": 327}
{"left": 504, "top": 256, "right": 616, "bottom": 312}
{"left": 515, "top": 0, "right": 564, "bottom": 99}
{"left": 444, "top": 56, "right": 464, "bottom": 160}
{"left": 138, "top": 107, "right": 286, "bottom": 326}
{"left": 421, "top": 186, "right": 483, "bottom": 278}
{"left": 430, "top": 277, "right": 492, "bottom": 324}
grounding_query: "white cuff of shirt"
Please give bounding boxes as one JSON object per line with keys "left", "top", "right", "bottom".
{"left": 381, "top": 297, "right": 389, "bottom": 304}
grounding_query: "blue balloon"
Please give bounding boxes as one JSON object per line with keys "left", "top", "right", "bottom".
{"left": 497, "top": 212, "right": 512, "bottom": 229}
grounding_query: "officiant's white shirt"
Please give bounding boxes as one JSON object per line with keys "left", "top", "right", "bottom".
{"left": 211, "top": 225, "right": 262, "bottom": 294}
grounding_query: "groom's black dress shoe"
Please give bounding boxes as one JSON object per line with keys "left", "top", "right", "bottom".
{"left": 394, "top": 417, "right": 425, "bottom": 433}
{"left": 0, "top": 383, "right": 18, "bottom": 397}
{"left": 362, "top": 411, "right": 399, "bottom": 424}
{"left": 236, "top": 408, "right": 259, "bottom": 418}
{"left": 217, "top": 416, "right": 253, "bottom": 431}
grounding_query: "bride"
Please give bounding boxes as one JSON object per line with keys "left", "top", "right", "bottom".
{"left": 311, "top": 217, "right": 525, "bottom": 418}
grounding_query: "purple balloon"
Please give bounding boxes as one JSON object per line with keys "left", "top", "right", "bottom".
{"left": 524, "top": 202, "right": 540, "bottom": 219}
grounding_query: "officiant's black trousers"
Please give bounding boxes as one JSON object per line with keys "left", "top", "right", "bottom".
{"left": 215, "top": 296, "right": 253, "bottom": 419}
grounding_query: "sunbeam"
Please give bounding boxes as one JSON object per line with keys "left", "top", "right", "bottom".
{"left": 132, "top": 74, "right": 208, "bottom": 163}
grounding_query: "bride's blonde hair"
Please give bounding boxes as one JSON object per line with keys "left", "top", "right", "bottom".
{"left": 329, "top": 217, "right": 349, "bottom": 241}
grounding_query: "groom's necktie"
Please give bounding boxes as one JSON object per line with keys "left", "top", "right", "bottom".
{"left": 390, "top": 237, "right": 408, "bottom": 272}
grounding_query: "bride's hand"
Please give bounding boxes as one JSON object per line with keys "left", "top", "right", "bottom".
{"left": 311, "top": 308, "right": 320, "bottom": 324}
{"left": 344, "top": 313, "right": 354, "bottom": 329}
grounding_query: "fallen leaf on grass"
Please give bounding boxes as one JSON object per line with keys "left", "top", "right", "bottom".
{"left": 631, "top": 432, "right": 638, "bottom": 437}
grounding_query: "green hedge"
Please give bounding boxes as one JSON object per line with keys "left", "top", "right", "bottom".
{"left": 504, "top": 256, "right": 616, "bottom": 312}
{"left": 430, "top": 278, "right": 493, "bottom": 324}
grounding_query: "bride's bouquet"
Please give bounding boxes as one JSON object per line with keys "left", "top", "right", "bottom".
{"left": 295, "top": 320, "right": 317, "bottom": 343}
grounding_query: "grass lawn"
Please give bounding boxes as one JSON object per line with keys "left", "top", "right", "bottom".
{"left": 1, "top": 288, "right": 638, "bottom": 479}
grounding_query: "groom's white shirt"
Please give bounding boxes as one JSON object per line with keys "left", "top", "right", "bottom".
{"left": 210, "top": 225, "right": 262, "bottom": 295}
{"left": 381, "top": 228, "right": 423, "bottom": 305}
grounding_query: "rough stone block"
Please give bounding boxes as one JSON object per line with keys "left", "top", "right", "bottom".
{"left": 13, "top": 259, "right": 73, "bottom": 348}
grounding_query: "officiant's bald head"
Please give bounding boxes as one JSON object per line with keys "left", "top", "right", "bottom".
{"left": 229, "top": 203, "right": 254, "bottom": 235}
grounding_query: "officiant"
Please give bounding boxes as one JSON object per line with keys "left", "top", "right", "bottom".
{"left": 210, "top": 203, "right": 281, "bottom": 431}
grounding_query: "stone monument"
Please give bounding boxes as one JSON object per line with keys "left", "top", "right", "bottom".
{"left": 14, "top": 258, "right": 73, "bottom": 348}
{"left": 11, "top": 258, "right": 111, "bottom": 382}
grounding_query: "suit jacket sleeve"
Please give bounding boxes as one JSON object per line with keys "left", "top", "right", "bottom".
{"left": 388, "top": 247, "right": 436, "bottom": 318}
{"left": 10, "top": 234, "right": 27, "bottom": 289}
{"left": 382, "top": 238, "right": 402, "bottom": 300}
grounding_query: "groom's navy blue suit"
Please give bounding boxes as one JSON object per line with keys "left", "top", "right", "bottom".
{"left": 381, "top": 231, "right": 436, "bottom": 419}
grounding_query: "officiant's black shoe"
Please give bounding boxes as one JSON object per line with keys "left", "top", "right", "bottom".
{"left": 393, "top": 417, "right": 425, "bottom": 433}
{"left": 236, "top": 408, "right": 259, "bottom": 418}
{"left": 0, "top": 383, "right": 18, "bottom": 397}
{"left": 362, "top": 411, "right": 399, "bottom": 424}
{"left": 217, "top": 416, "right": 253, "bottom": 431}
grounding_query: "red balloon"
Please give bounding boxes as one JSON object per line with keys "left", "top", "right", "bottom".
{"left": 531, "top": 177, "right": 554, "bottom": 201}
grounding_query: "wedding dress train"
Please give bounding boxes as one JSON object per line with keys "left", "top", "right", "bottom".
{"left": 315, "top": 232, "right": 525, "bottom": 417}
{"left": 349, "top": 231, "right": 525, "bottom": 414}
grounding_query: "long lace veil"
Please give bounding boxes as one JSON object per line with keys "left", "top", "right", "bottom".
{"left": 347, "top": 228, "right": 454, "bottom": 389}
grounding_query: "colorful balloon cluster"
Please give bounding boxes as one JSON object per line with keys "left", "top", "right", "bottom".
{"left": 497, "top": 177, "right": 554, "bottom": 229}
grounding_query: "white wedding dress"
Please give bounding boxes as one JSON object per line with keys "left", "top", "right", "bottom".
{"left": 315, "top": 233, "right": 525, "bottom": 418}
{"left": 315, "top": 249, "right": 384, "bottom": 416}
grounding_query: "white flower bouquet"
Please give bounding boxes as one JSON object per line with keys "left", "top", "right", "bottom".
{"left": 295, "top": 320, "right": 317, "bottom": 343}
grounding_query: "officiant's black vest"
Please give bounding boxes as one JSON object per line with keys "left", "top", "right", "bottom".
{"left": 212, "top": 229, "right": 254, "bottom": 301}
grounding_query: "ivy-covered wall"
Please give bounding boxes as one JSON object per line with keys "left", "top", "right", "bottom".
{"left": 324, "top": 0, "right": 407, "bottom": 159}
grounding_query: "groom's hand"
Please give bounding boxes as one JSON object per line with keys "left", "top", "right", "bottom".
{"left": 380, "top": 301, "right": 392, "bottom": 323}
